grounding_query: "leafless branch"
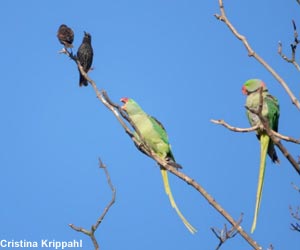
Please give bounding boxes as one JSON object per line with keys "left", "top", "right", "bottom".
{"left": 289, "top": 205, "right": 300, "bottom": 220}
{"left": 69, "top": 159, "right": 116, "bottom": 250}
{"left": 272, "top": 130, "right": 300, "bottom": 144}
{"left": 210, "top": 119, "right": 259, "bottom": 133}
{"left": 214, "top": 0, "right": 300, "bottom": 109}
{"left": 289, "top": 183, "right": 300, "bottom": 232}
{"left": 211, "top": 214, "right": 242, "bottom": 250}
{"left": 291, "top": 223, "right": 300, "bottom": 232}
{"left": 289, "top": 205, "right": 300, "bottom": 232}
{"left": 211, "top": 119, "right": 300, "bottom": 144}
{"left": 278, "top": 20, "right": 300, "bottom": 70}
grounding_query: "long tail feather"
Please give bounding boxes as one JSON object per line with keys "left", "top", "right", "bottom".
{"left": 251, "top": 134, "right": 269, "bottom": 233}
{"left": 160, "top": 169, "right": 197, "bottom": 234}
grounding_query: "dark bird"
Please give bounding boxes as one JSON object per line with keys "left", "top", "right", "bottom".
{"left": 57, "top": 24, "right": 74, "bottom": 48}
{"left": 77, "top": 32, "right": 93, "bottom": 87}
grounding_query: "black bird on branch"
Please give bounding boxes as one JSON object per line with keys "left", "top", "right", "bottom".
{"left": 57, "top": 24, "right": 74, "bottom": 49}
{"left": 77, "top": 32, "right": 93, "bottom": 87}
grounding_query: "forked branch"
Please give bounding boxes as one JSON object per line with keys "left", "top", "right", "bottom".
{"left": 69, "top": 159, "right": 116, "bottom": 250}
{"left": 211, "top": 214, "right": 242, "bottom": 250}
{"left": 278, "top": 20, "right": 300, "bottom": 70}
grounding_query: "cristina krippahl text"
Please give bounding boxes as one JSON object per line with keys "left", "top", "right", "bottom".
{"left": 0, "top": 239, "right": 83, "bottom": 249}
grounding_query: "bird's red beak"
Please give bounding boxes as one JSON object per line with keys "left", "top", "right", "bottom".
{"left": 242, "top": 85, "right": 248, "bottom": 95}
{"left": 120, "top": 97, "right": 128, "bottom": 110}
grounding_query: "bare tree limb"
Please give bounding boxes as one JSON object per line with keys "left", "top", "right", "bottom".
{"left": 69, "top": 159, "right": 116, "bottom": 250}
{"left": 214, "top": 0, "right": 300, "bottom": 109}
{"left": 278, "top": 20, "right": 300, "bottom": 70}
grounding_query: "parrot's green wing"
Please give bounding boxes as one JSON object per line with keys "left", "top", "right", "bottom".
{"left": 149, "top": 116, "right": 178, "bottom": 165}
{"left": 264, "top": 94, "right": 280, "bottom": 163}
{"left": 149, "top": 116, "right": 169, "bottom": 144}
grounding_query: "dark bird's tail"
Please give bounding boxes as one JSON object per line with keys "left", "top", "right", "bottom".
{"left": 79, "top": 74, "right": 88, "bottom": 87}
{"left": 268, "top": 141, "right": 280, "bottom": 164}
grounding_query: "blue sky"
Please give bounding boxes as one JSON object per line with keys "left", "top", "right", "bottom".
{"left": 1, "top": 0, "right": 300, "bottom": 249}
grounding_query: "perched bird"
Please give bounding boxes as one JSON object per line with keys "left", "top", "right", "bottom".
{"left": 57, "top": 24, "right": 74, "bottom": 48}
{"left": 120, "top": 97, "right": 197, "bottom": 234}
{"left": 242, "top": 79, "right": 280, "bottom": 233}
{"left": 77, "top": 32, "right": 93, "bottom": 87}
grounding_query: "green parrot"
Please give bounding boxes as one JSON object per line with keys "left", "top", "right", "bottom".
{"left": 242, "top": 79, "right": 280, "bottom": 233}
{"left": 120, "top": 97, "right": 197, "bottom": 234}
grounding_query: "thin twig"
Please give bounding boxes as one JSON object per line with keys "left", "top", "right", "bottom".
{"left": 289, "top": 183, "right": 300, "bottom": 232}
{"left": 214, "top": 0, "right": 300, "bottom": 109}
{"left": 211, "top": 214, "right": 242, "bottom": 250}
{"left": 210, "top": 119, "right": 259, "bottom": 133}
{"left": 278, "top": 20, "right": 300, "bottom": 71}
{"left": 93, "top": 159, "right": 116, "bottom": 231}
{"left": 69, "top": 159, "right": 116, "bottom": 250}
{"left": 272, "top": 130, "right": 300, "bottom": 144}
{"left": 211, "top": 119, "right": 300, "bottom": 144}
{"left": 289, "top": 205, "right": 300, "bottom": 232}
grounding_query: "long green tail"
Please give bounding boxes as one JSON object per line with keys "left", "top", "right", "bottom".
{"left": 251, "top": 134, "right": 269, "bottom": 233}
{"left": 160, "top": 169, "right": 197, "bottom": 234}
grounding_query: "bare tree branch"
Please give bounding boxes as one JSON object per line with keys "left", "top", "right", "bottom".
{"left": 211, "top": 119, "right": 300, "bottom": 144}
{"left": 289, "top": 205, "right": 300, "bottom": 232}
{"left": 211, "top": 214, "right": 242, "bottom": 250}
{"left": 210, "top": 119, "right": 259, "bottom": 133}
{"left": 278, "top": 20, "right": 300, "bottom": 70}
{"left": 214, "top": 0, "right": 300, "bottom": 109}
{"left": 289, "top": 183, "right": 300, "bottom": 232}
{"left": 69, "top": 159, "right": 116, "bottom": 250}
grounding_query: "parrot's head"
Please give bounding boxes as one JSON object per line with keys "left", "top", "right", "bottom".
{"left": 242, "top": 79, "right": 267, "bottom": 95}
{"left": 120, "top": 97, "right": 141, "bottom": 115}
